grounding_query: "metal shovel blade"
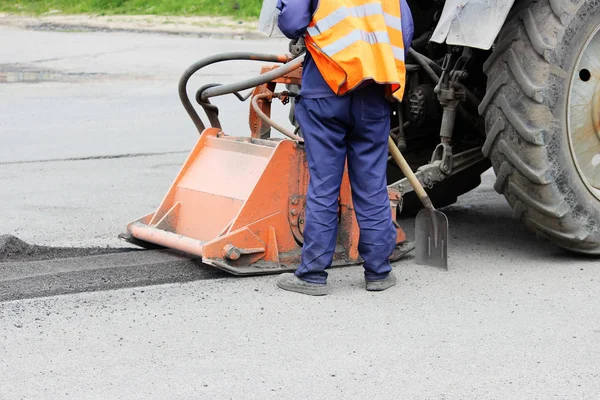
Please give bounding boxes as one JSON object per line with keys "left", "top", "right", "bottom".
{"left": 415, "top": 208, "right": 448, "bottom": 270}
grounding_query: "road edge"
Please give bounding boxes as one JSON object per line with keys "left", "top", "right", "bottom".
{"left": 0, "top": 13, "right": 268, "bottom": 40}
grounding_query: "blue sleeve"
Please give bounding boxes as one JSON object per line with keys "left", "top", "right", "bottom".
{"left": 276, "top": 0, "right": 318, "bottom": 39}
{"left": 400, "top": 0, "right": 414, "bottom": 51}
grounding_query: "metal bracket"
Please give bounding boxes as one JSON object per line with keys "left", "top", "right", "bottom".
{"left": 431, "top": 142, "right": 454, "bottom": 174}
{"left": 435, "top": 49, "right": 471, "bottom": 144}
{"left": 249, "top": 65, "right": 303, "bottom": 139}
{"left": 288, "top": 195, "right": 306, "bottom": 243}
{"left": 392, "top": 160, "right": 445, "bottom": 196}
{"left": 390, "top": 147, "right": 486, "bottom": 196}
{"left": 289, "top": 37, "right": 306, "bottom": 58}
{"left": 388, "top": 187, "right": 404, "bottom": 221}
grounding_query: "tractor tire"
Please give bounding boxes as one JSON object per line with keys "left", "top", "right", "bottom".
{"left": 480, "top": 0, "right": 600, "bottom": 253}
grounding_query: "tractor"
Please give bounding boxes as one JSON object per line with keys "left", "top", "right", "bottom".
{"left": 123, "top": 0, "right": 600, "bottom": 274}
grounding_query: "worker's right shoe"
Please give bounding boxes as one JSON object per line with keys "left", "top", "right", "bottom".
{"left": 365, "top": 271, "right": 397, "bottom": 292}
{"left": 277, "top": 273, "right": 328, "bottom": 296}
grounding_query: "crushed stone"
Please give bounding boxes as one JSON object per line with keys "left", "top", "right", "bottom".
{"left": 0, "top": 234, "right": 131, "bottom": 263}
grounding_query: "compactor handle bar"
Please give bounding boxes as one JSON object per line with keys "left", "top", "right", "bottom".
{"left": 178, "top": 52, "right": 305, "bottom": 134}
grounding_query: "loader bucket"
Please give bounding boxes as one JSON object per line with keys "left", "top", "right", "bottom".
{"left": 125, "top": 128, "right": 407, "bottom": 275}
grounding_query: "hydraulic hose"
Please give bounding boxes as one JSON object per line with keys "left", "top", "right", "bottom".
{"left": 408, "top": 48, "right": 440, "bottom": 83}
{"left": 201, "top": 54, "right": 305, "bottom": 100}
{"left": 194, "top": 83, "right": 223, "bottom": 129}
{"left": 178, "top": 52, "right": 295, "bottom": 134}
{"left": 251, "top": 93, "right": 303, "bottom": 142}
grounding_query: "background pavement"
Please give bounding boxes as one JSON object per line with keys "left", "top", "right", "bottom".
{"left": 1, "top": 24, "right": 599, "bottom": 399}
{"left": 0, "top": 24, "right": 290, "bottom": 247}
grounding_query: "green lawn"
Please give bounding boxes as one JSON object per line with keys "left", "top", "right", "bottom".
{"left": 0, "top": 0, "right": 263, "bottom": 18}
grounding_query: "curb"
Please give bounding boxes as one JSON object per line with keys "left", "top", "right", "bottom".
{"left": 28, "top": 21, "right": 267, "bottom": 40}
{"left": 0, "top": 13, "right": 269, "bottom": 40}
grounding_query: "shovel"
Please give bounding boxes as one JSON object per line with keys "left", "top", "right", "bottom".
{"left": 388, "top": 137, "right": 448, "bottom": 269}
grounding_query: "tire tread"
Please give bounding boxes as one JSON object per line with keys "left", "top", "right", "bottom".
{"left": 481, "top": 0, "right": 600, "bottom": 253}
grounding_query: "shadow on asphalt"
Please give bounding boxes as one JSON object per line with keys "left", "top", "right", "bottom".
{"left": 400, "top": 199, "right": 593, "bottom": 264}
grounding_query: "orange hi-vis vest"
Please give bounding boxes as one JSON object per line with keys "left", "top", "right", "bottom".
{"left": 305, "top": 0, "right": 406, "bottom": 101}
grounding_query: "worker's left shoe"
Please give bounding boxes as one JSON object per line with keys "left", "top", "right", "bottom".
{"left": 389, "top": 241, "right": 415, "bottom": 262}
{"left": 366, "top": 271, "right": 397, "bottom": 292}
{"left": 277, "top": 273, "right": 328, "bottom": 296}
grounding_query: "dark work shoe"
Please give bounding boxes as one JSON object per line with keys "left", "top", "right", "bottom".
{"left": 366, "top": 271, "right": 397, "bottom": 292}
{"left": 277, "top": 273, "right": 328, "bottom": 296}
{"left": 389, "top": 241, "right": 415, "bottom": 262}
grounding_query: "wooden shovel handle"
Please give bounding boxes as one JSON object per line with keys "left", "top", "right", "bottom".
{"left": 388, "top": 136, "right": 435, "bottom": 210}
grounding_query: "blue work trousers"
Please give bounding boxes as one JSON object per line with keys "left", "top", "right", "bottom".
{"left": 294, "top": 84, "right": 397, "bottom": 284}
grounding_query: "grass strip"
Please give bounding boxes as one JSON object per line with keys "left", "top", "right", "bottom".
{"left": 0, "top": 0, "right": 263, "bottom": 18}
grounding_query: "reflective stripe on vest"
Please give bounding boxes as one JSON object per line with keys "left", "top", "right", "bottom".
{"left": 307, "top": 3, "right": 383, "bottom": 36}
{"left": 320, "top": 30, "right": 405, "bottom": 62}
{"left": 305, "top": 0, "right": 406, "bottom": 100}
{"left": 307, "top": 3, "right": 404, "bottom": 63}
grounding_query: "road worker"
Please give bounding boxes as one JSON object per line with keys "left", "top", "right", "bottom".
{"left": 276, "top": 0, "right": 414, "bottom": 295}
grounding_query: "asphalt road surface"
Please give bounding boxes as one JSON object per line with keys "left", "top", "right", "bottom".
{"left": 1, "top": 25, "right": 600, "bottom": 399}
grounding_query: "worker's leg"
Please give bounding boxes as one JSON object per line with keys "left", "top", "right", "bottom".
{"left": 293, "top": 95, "right": 350, "bottom": 284}
{"left": 347, "top": 85, "right": 397, "bottom": 281}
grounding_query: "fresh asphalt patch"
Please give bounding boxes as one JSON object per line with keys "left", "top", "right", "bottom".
{"left": 0, "top": 235, "right": 228, "bottom": 302}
